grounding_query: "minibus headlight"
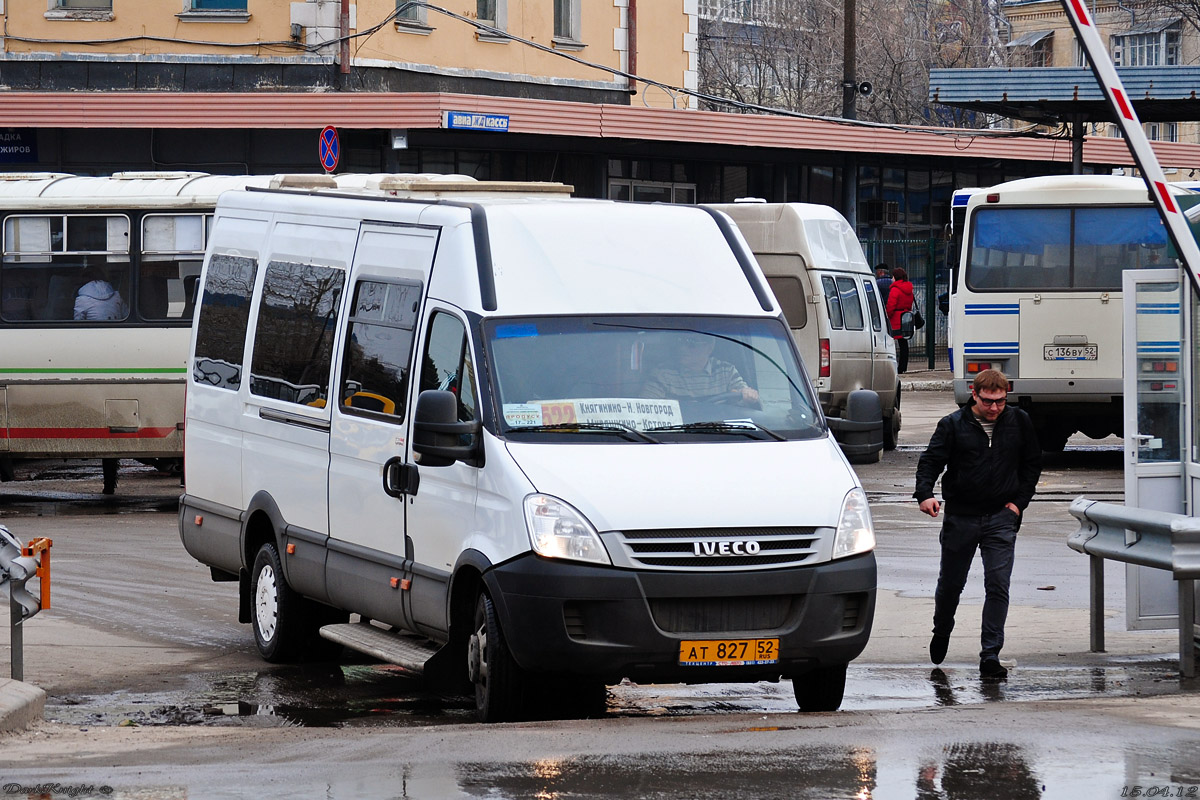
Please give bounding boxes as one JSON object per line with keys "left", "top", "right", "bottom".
{"left": 832, "top": 487, "right": 876, "bottom": 559}
{"left": 523, "top": 494, "right": 611, "bottom": 565}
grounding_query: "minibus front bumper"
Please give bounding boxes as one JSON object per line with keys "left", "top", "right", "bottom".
{"left": 484, "top": 551, "right": 876, "bottom": 683}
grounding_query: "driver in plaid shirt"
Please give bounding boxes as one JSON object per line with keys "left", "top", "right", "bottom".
{"left": 642, "top": 334, "right": 759, "bottom": 405}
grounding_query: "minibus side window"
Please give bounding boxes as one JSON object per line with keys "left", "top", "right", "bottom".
{"left": 834, "top": 276, "right": 864, "bottom": 331}
{"left": 193, "top": 253, "right": 258, "bottom": 391}
{"left": 419, "top": 312, "right": 478, "bottom": 430}
{"left": 765, "top": 275, "right": 807, "bottom": 329}
{"left": 862, "top": 279, "right": 883, "bottom": 332}
{"left": 249, "top": 260, "right": 346, "bottom": 407}
{"left": 820, "top": 275, "right": 844, "bottom": 329}
{"left": 339, "top": 279, "right": 422, "bottom": 420}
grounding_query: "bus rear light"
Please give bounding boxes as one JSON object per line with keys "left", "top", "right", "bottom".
{"left": 1146, "top": 360, "right": 1178, "bottom": 372}
{"left": 966, "top": 361, "right": 992, "bottom": 374}
{"left": 986, "top": 193, "right": 1000, "bottom": 203}
{"left": 819, "top": 338, "right": 831, "bottom": 378}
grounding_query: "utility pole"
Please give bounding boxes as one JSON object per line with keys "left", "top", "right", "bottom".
{"left": 841, "top": 0, "right": 858, "bottom": 226}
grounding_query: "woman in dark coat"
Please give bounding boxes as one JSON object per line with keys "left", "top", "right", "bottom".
{"left": 885, "top": 266, "right": 915, "bottom": 374}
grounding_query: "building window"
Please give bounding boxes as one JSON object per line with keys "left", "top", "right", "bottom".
{"left": 177, "top": 0, "right": 250, "bottom": 21}
{"left": 477, "top": 0, "right": 496, "bottom": 25}
{"left": 397, "top": 0, "right": 427, "bottom": 24}
{"left": 554, "top": 0, "right": 580, "bottom": 41}
{"left": 1006, "top": 30, "right": 1053, "bottom": 67}
{"left": 1112, "top": 21, "right": 1180, "bottom": 66}
{"left": 56, "top": 0, "right": 111, "bottom": 7}
{"left": 1147, "top": 122, "right": 1179, "bottom": 142}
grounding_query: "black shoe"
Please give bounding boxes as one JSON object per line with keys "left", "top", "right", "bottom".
{"left": 929, "top": 635, "right": 949, "bottom": 665}
{"left": 980, "top": 658, "right": 1008, "bottom": 679}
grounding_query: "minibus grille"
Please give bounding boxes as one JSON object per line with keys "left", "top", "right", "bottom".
{"left": 649, "top": 595, "right": 797, "bottom": 634}
{"left": 604, "top": 527, "right": 823, "bottom": 571}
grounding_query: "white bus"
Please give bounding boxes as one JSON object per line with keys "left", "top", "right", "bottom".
{"left": 0, "top": 172, "right": 280, "bottom": 489}
{"left": 950, "top": 174, "right": 1185, "bottom": 451}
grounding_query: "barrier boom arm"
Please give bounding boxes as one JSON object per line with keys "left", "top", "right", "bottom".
{"left": 1060, "top": 0, "right": 1200, "bottom": 298}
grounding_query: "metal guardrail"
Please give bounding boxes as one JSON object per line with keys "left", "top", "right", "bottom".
{"left": 1067, "top": 497, "right": 1200, "bottom": 678}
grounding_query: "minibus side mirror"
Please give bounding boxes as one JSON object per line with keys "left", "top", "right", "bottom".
{"left": 413, "top": 390, "right": 483, "bottom": 468}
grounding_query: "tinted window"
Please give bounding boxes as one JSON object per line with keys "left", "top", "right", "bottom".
{"left": 821, "top": 275, "right": 844, "bottom": 329}
{"left": 193, "top": 254, "right": 258, "bottom": 391}
{"left": 340, "top": 279, "right": 422, "bottom": 420}
{"left": 420, "top": 312, "right": 478, "bottom": 438}
{"left": 766, "top": 275, "right": 807, "bottom": 329}
{"left": 835, "top": 276, "right": 864, "bottom": 330}
{"left": 967, "top": 206, "right": 1167, "bottom": 291}
{"left": 250, "top": 260, "right": 345, "bottom": 406}
{"left": 863, "top": 279, "right": 883, "bottom": 331}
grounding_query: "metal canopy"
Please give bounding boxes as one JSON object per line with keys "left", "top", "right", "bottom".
{"left": 929, "top": 66, "right": 1200, "bottom": 125}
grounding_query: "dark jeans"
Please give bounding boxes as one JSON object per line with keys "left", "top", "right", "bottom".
{"left": 932, "top": 510, "right": 1018, "bottom": 661}
{"left": 896, "top": 337, "right": 909, "bottom": 374}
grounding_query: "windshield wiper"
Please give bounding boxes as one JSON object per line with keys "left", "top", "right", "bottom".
{"left": 507, "top": 422, "right": 660, "bottom": 443}
{"left": 647, "top": 421, "right": 786, "bottom": 441}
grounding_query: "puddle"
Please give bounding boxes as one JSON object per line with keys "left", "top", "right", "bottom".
{"left": 44, "top": 659, "right": 1187, "bottom": 729}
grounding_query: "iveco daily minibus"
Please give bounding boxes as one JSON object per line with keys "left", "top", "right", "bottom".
{"left": 179, "top": 175, "right": 877, "bottom": 721}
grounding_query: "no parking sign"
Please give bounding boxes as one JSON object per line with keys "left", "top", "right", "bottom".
{"left": 319, "top": 125, "right": 340, "bottom": 173}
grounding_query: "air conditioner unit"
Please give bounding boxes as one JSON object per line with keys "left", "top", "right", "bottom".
{"left": 866, "top": 200, "right": 900, "bottom": 226}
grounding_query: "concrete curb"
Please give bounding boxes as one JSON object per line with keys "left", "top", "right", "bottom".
{"left": 0, "top": 678, "right": 45, "bottom": 733}
{"left": 903, "top": 379, "right": 954, "bottom": 392}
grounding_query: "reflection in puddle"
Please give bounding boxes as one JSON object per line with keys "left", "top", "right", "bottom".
{"left": 45, "top": 660, "right": 1183, "bottom": 730}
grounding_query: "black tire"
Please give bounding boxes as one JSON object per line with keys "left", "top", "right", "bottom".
{"left": 468, "top": 591, "right": 528, "bottom": 722}
{"left": 1039, "top": 425, "right": 1072, "bottom": 453}
{"left": 250, "top": 542, "right": 307, "bottom": 662}
{"left": 793, "top": 663, "right": 848, "bottom": 712}
{"left": 883, "top": 386, "right": 901, "bottom": 451}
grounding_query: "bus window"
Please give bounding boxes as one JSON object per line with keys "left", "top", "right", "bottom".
{"left": 2, "top": 214, "right": 131, "bottom": 322}
{"left": 139, "top": 214, "right": 209, "bottom": 321}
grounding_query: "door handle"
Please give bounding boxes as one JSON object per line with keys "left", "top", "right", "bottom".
{"left": 382, "top": 456, "right": 419, "bottom": 498}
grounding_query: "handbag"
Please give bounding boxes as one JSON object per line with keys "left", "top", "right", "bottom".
{"left": 912, "top": 308, "right": 925, "bottom": 330}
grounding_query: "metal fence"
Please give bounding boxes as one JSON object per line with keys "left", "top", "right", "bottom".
{"left": 860, "top": 237, "right": 950, "bottom": 370}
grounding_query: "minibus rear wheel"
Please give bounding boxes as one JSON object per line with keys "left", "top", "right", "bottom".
{"left": 250, "top": 542, "right": 306, "bottom": 662}
{"left": 793, "top": 663, "right": 847, "bottom": 712}
{"left": 469, "top": 591, "right": 528, "bottom": 722}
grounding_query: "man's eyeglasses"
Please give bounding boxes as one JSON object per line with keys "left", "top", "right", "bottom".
{"left": 976, "top": 395, "right": 1007, "bottom": 407}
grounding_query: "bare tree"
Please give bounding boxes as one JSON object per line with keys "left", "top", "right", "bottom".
{"left": 697, "top": 0, "right": 1007, "bottom": 127}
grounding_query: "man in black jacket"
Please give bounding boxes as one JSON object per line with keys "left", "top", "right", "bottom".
{"left": 914, "top": 369, "right": 1041, "bottom": 679}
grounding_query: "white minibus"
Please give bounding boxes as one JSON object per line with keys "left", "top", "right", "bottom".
{"left": 179, "top": 176, "right": 878, "bottom": 721}
{"left": 951, "top": 175, "right": 1183, "bottom": 450}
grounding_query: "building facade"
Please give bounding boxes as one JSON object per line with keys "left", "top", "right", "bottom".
{"left": 1004, "top": 0, "right": 1200, "bottom": 144}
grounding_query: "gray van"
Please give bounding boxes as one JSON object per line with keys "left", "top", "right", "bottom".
{"left": 710, "top": 202, "right": 901, "bottom": 456}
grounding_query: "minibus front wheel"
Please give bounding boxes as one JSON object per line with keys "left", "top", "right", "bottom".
{"left": 792, "top": 663, "right": 848, "bottom": 712}
{"left": 250, "top": 542, "right": 307, "bottom": 662}
{"left": 469, "top": 590, "right": 529, "bottom": 722}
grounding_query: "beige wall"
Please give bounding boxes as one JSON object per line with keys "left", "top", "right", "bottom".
{"left": 1, "top": 1, "right": 692, "bottom": 109}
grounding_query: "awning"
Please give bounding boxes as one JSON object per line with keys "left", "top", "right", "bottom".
{"left": 1117, "top": 17, "right": 1181, "bottom": 36}
{"left": 1007, "top": 30, "right": 1053, "bottom": 48}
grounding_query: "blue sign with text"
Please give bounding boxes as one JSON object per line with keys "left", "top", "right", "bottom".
{"left": 444, "top": 111, "right": 510, "bottom": 133}
{"left": 0, "top": 129, "right": 37, "bottom": 163}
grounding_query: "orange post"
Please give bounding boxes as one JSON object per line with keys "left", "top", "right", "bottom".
{"left": 22, "top": 538, "right": 51, "bottom": 611}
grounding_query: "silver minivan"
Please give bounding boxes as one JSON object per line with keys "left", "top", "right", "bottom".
{"left": 710, "top": 202, "right": 901, "bottom": 455}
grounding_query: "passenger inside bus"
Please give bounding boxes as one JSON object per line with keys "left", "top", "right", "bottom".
{"left": 74, "top": 266, "right": 128, "bottom": 321}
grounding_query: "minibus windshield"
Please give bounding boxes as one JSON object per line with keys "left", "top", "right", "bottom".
{"left": 485, "top": 315, "right": 825, "bottom": 442}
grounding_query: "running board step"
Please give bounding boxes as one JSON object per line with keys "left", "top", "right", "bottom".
{"left": 320, "top": 622, "right": 440, "bottom": 673}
